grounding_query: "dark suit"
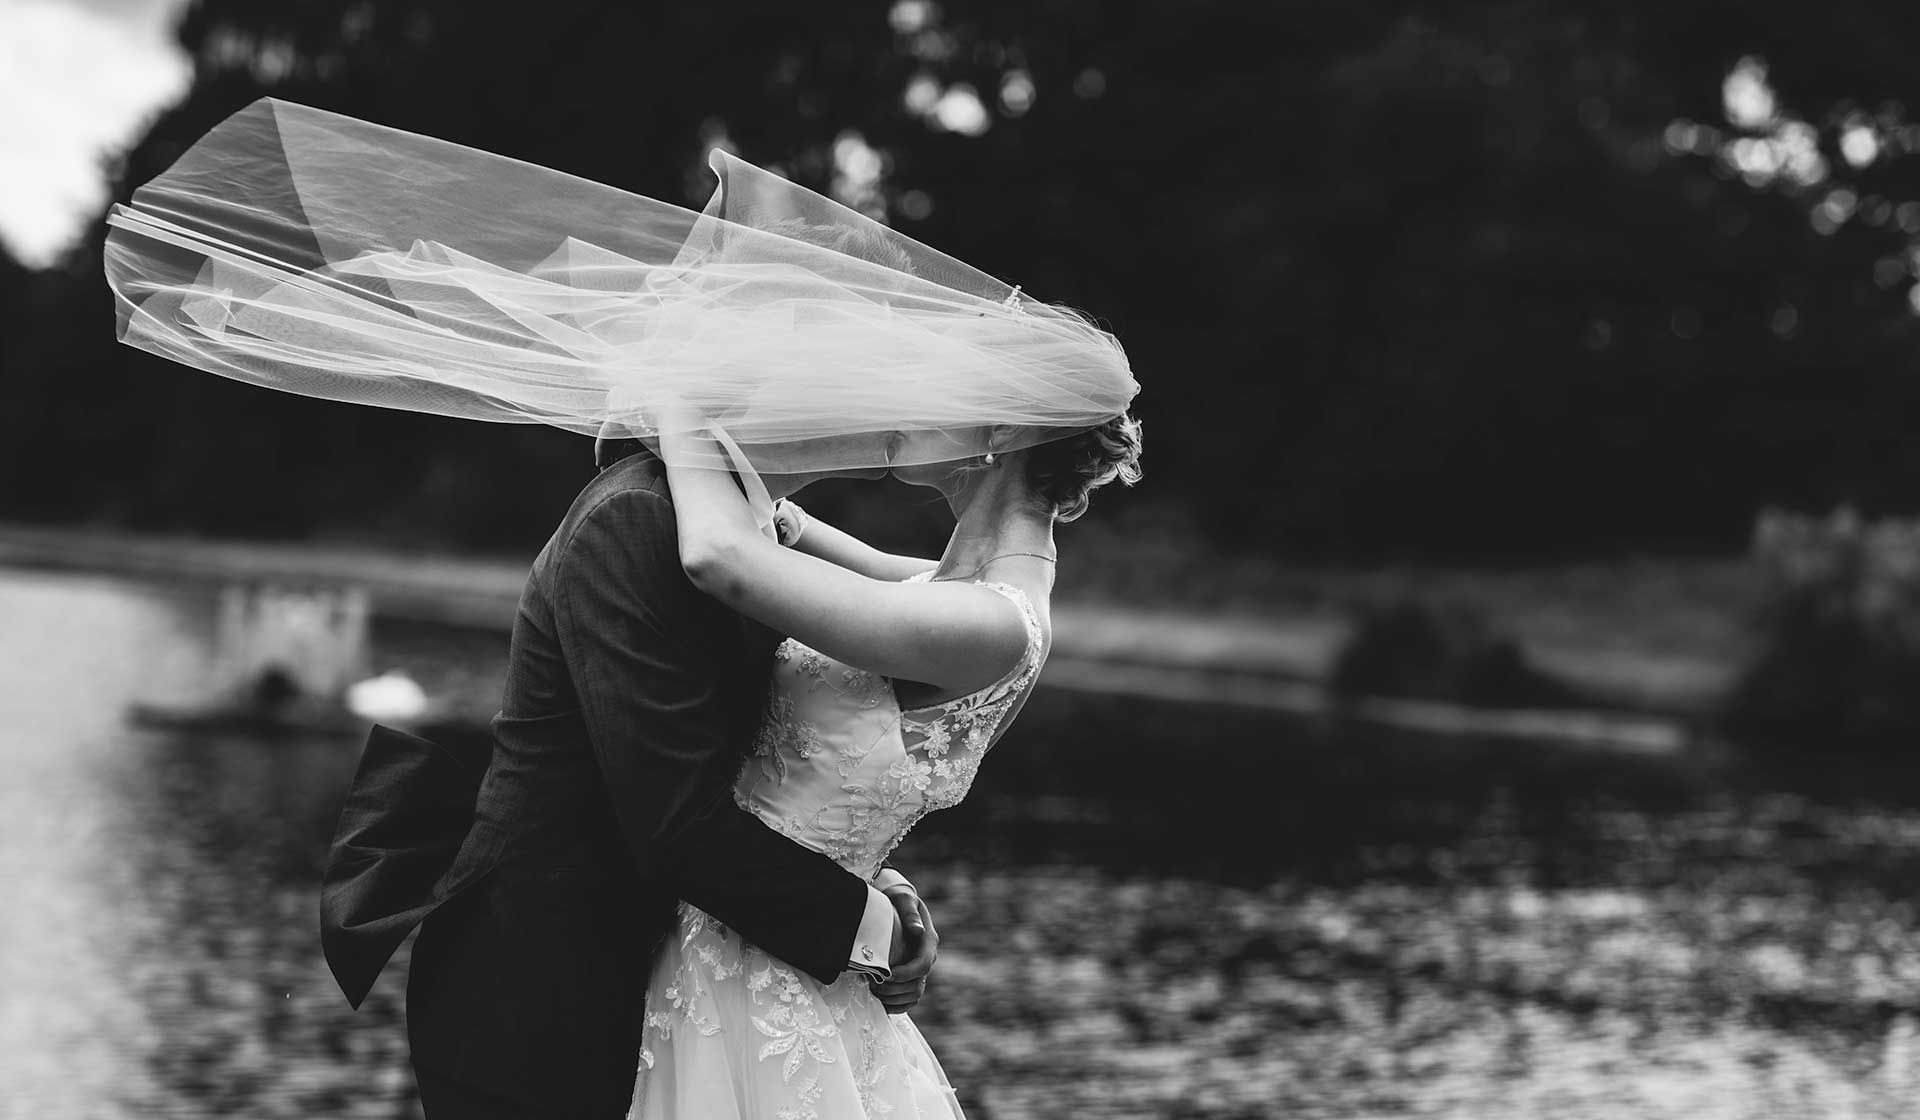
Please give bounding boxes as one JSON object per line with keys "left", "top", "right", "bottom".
{"left": 322, "top": 448, "right": 870, "bottom": 1116}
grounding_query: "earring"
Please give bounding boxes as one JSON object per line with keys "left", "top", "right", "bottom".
{"left": 983, "top": 451, "right": 998, "bottom": 467}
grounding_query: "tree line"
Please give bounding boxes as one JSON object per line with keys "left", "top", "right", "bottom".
{"left": 5, "top": 0, "right": 1920, "bottom": 560}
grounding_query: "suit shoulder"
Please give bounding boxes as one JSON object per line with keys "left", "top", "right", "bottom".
{"left": 554, "top": 459, "right": 674, "bottom": 560}
{"left": 569, "top": 458, "right": 670, "bottom": 520}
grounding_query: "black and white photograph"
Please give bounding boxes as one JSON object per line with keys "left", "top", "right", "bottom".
{"left": 5, "top": 2, "right": 1920, "bottom": 1117}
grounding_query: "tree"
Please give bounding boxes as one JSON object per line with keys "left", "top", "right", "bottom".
{"left": 8, "top": 0, "right": 1920, "bottom": 558}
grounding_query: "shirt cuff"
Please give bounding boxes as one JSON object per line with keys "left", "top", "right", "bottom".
{"left": 847, "top": 885, "right": 895, "bottom": 981}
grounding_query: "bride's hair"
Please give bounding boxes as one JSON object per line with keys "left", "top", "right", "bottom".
{"left": 1025, "top": 412, "right": 1143, "bottom": 522}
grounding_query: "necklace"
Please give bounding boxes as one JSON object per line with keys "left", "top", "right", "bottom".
{"left": 931, "top": 551, "right": 1058, "bottom": 583}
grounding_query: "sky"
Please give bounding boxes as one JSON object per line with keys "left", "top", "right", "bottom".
{"left": 0, "top": 0, "right": 189, "bottom": 267}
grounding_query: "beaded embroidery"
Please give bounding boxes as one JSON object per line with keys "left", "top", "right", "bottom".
{"left": 731, "top": 575, "right": 1045, "bottom": 877}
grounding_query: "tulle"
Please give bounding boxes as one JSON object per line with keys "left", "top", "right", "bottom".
{"left": 631, "top": 906, "right": 965, "bottom": 1120}
{"left": 103, "top": 99, "right": 1138, "bottom": 477}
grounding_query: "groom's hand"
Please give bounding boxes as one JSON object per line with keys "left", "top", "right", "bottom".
{"left": 872, "top": 888, "right": 938, "bottom": 1014}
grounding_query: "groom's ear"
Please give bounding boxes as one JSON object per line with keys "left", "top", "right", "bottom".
{"left": 595, "top": 434, "right": 647, "bottom": 471}
{"left": 593, "top": 419, "right": 644, "bottom": 469}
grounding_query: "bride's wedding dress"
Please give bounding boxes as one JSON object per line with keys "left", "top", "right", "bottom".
{"left": 629, "top": 575, "right": 1044, "bottom": 1120}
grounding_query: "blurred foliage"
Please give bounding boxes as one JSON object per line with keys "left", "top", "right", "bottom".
{"left": 8, "top": 0, "right": 1920, "bottom": 558}
{"left": 1329, "top": 599, "right": 1582, "bottom": 708}
{"left": 1725, "top": 508, "right": 1920, "bottom": 747}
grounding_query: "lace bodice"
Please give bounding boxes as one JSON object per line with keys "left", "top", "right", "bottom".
{"left": 732, "top": 574, "right": 1045, "bottom": 878}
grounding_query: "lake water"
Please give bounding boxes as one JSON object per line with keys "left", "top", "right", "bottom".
{"left": 3, "top": 568, "right": 1919, "bottom": 1118}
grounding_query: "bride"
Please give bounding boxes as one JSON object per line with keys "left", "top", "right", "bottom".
{"left": 635, "top": 414, "right": 1140, "bottom": 1118}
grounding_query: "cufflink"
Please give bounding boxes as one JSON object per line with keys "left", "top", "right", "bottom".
{"left": 862, "top": 947, "right": 876, "bottom": 962}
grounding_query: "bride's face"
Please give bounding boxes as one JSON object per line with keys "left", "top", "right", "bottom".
{"left": 887, "top": 428, "right": 989, "bottom": 488}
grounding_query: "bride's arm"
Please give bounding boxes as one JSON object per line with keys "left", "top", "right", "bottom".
{"left": 778, "top": 501, "right": 938, "bottom": 582}
{"left": 662, "top": 429, "right": 1026, "bottom": 693}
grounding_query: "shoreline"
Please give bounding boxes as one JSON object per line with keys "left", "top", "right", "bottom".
{"left": 0, "top": 523, "right": 1733, "bottom": 752}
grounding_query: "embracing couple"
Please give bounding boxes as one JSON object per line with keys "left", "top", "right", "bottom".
{"left": 324, "top": 413, "right": 1137, "bottom": 1117}
{"left": 102, "top": 99, "right": 1141, "bottom": 1119}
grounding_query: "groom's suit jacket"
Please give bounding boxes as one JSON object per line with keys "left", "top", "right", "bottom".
{"left": 321, "top": 448, "right": 871, "bottom": 1111}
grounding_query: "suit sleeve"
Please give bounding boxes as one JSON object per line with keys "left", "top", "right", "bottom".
{"left": 552, "top": 484, "right": 869, "bottom": 984}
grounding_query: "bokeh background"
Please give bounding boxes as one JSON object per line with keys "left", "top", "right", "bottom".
{"left": 5, "top": 1, "right": 1920, "bottom": 1117}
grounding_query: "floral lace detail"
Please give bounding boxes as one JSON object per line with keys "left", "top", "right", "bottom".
{"left": 842, "top": 666, "right": 887, "bottom": 708}
{"left": 890, "top": 578, "right": 1044, "bottom": 819}
{"left": 855, "top": 1019, "right": 896, "bottom": 1116}
{"left": 731, "top": 575, "right": 1044, "bottom": 878}
{"left": 634, "top": 902, "right": 946, "bottom": 1119}
{"left": 739, "top": 643, "right": 888, "bottom": 798}
{"left": 745, "top": 694, "right": 799, "bottom": 786}
{"left": 640, "top": 907, "right": 842, "bottom": 1074}
{"left": 776, "top": 1077, "right": 825, "bottom": 1120}
{"left": 795, "top": 648, "right": 833, "bottom": 686}
{"left": 636, "top": 908, "right": 734, "bottom": 1069}
{"left": 750, "top": 960, "right": 839, "bottom": 1081}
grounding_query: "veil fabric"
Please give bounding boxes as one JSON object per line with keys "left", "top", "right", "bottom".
{"left": 104, "top": 99, "right": 1138, "bottom": 484}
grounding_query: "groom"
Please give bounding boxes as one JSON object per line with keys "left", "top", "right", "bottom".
{"left": 321, "top": 434, "right": 934, "bottom": 1116}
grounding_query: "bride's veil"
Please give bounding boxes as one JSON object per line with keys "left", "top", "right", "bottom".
{"left": 104, "top": 98, "right": 1138, "bottom": 480}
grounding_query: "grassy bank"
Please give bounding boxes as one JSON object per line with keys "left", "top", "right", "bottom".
{"left": 1061, "top": 517, "right": 1760, "bottom": 717}
{"left": 0, "top": 521, "right": 1760, "bottom": 723}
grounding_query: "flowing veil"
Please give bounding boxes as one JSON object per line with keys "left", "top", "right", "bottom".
{"left": 104, "top": 99, "right": 1137, "bottom": 492}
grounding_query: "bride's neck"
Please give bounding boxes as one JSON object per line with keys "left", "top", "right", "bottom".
{"left": 937, "top": 462, "right": 1056, "bottom": 576}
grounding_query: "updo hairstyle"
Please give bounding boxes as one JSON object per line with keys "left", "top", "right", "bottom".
{"left": 1024, "top": 413, "right": 1143, "bottom": 522}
